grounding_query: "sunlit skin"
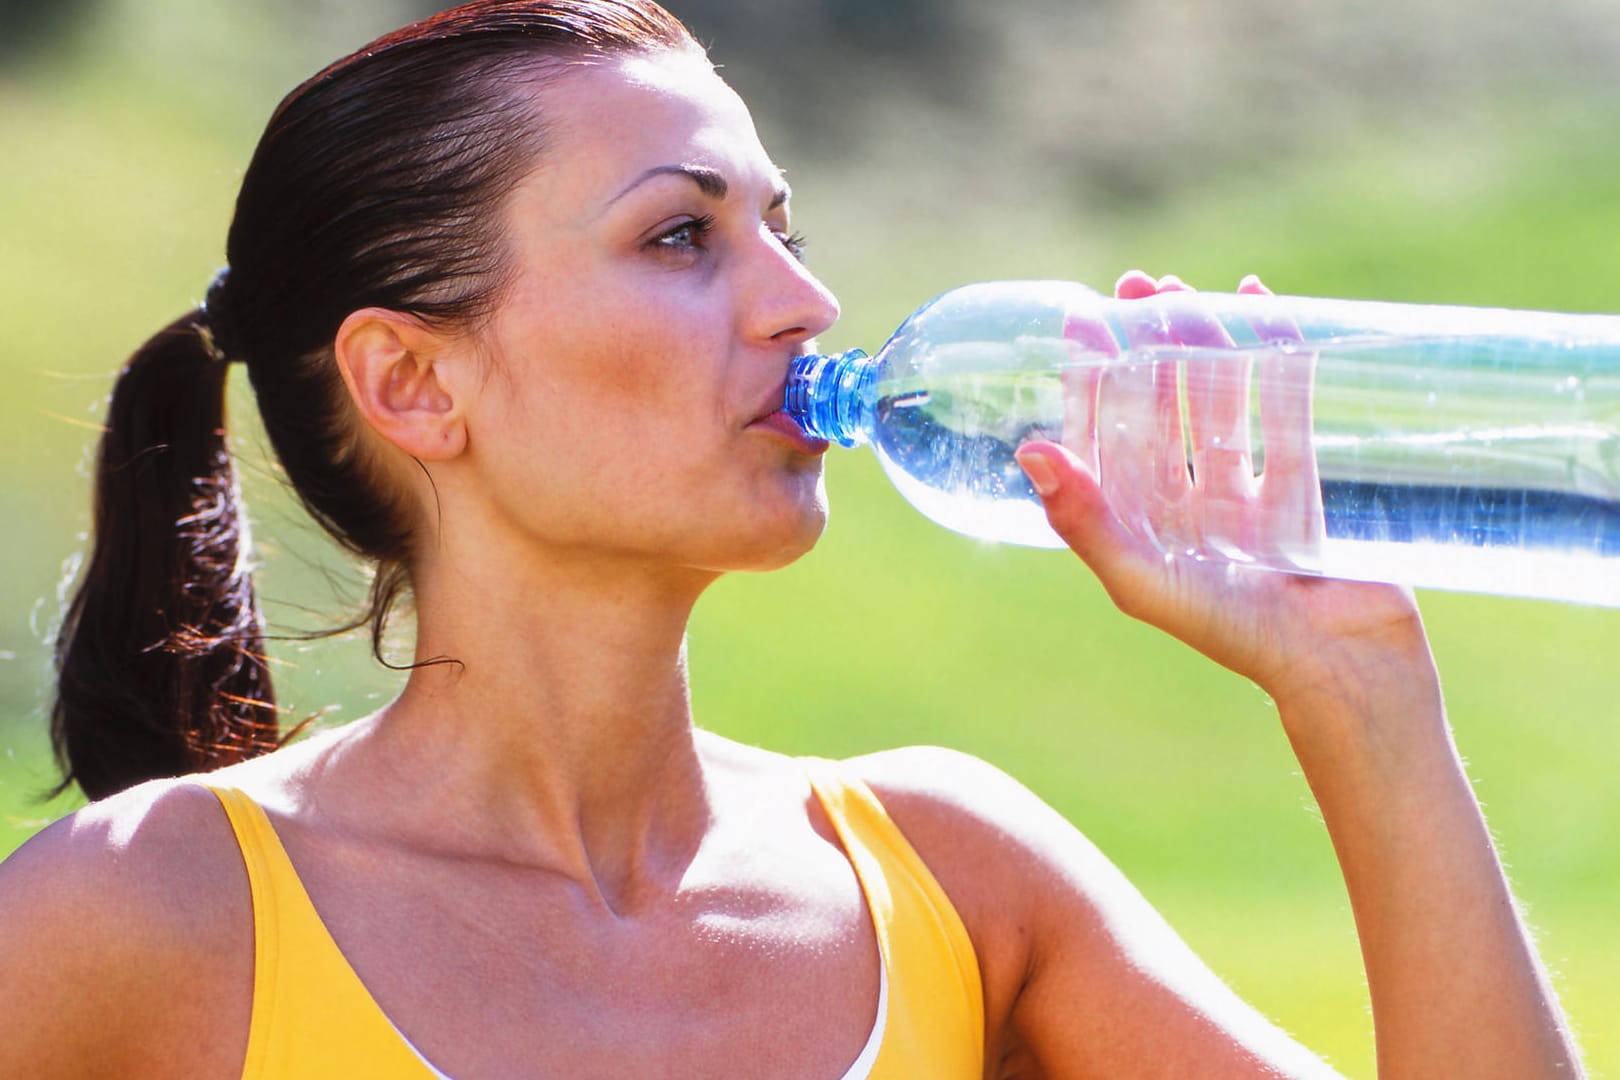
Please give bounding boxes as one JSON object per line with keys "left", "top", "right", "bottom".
{"left": 443, "top": 51, "right": 839, "bottom": 576}
{"left": 0, "top": 47, "right": 1582, "bottom": 1080}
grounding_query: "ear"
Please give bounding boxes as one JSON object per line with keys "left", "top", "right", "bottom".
{"left": 333, "top": 308, "right": 468, "bottom": 462}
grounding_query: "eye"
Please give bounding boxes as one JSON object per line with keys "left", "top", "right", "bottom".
{"left": 650, "top": 214, "right": 716, "bottom": 252}
{"left": 775, "top": 229, "right": 809, "bottom": 263}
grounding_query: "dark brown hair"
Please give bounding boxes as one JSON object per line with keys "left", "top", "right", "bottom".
{"left": 52, "top": 0, "right": 700, "bottom": 801}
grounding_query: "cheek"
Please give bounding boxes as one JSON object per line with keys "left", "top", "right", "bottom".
{"left": 474, "top": 288, "right": 740, "bottom": 530}
{"left": 499, "top": 283, "right": 711, "bottom": 431}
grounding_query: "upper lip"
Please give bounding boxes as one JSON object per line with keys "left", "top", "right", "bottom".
{"left": 748, "top": 348, "right": 821, "bottom": 427}
{"left": 750, "top": 392, "right": 788, "bottom": 426}
{"left": 747, "top": 370, "right": 796, "bottom": 426}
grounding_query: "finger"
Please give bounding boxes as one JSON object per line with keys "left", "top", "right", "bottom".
{"left": 1236, "top": 276, "right": 1305, "bottom": 458}
{"left": 1060, "top": 310, "right": 1117, "bottom": 475}
{"left": 1064, "top": 305, "right": 1121, "bottom": 357}
{"left": 1241, "top": 276, "right": 1326, "bottom": 563}
{"left": 1114, "top": 268, "right": 1160, "bottom": 300}
{"left": 1155, "top": 277, "right": 1233, "bottom": 349}
{"left": 1257, "top": 348, "right": 1324, "bottom": 560}
{"left": 1237, "top": 274, "right": 1303, "bottom": 346}
{"left": 1259, "top": 388, "right": 1321, "bottom": 489}
{"left": 1059, "top": 365, "right": 1104, "bottom": 474}
{"left": 1016, "top": 440, "right": 1161, "bottom": 596}
{"left": 1095, "top": 360, "right": 1156, "bottom": 548}
{"left": 1111, "top": 275, "right": 1191, "bottom": 510}
{"left": 1246, "top": 277, "right": 1309, "bottom": 459}
{"left": 1155, "top": 284, "right": 1255, "bottom": 503}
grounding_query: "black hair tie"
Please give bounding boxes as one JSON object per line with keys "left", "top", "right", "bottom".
{"left": 198, "top": 266, "right": 242, "bottom": 364}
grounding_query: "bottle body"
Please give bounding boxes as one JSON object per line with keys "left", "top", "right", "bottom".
{"left": 786, "top": 280, "right": 1620, "bottom": 606}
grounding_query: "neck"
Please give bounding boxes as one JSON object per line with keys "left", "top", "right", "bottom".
{"left": 352, "top": 541, "right": 721, "bottom": 912}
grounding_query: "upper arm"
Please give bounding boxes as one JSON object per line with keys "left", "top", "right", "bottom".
{"left": 0, "top": 782, "right": 252, "bottom": 1077}
{"left": 849, "top": 746, "right": 1339, "bottom": 1079}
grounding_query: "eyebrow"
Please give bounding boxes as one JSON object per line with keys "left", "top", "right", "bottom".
{"left": 610, "top": 164, "right": 791, "bottom": 210}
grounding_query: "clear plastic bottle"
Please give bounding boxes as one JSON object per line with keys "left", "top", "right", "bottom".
{"left": 785, "top": 280, "right": 1620, "bottom": 606}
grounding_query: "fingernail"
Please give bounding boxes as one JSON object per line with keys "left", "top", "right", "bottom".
{"left": 1114, "top": 269, "right": 1158, "bottom": 299}
{"left": 1017, "top": 449, "right": 1059, "bottom": 496}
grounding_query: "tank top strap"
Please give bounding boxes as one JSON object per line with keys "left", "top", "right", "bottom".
{"left": 198, "top": 770, "right": 984, "bottom": 1077}
{"left": 803, "top": 758, "right": 985, "bottom": 1077}
{"left": 200, "top": 783, "right": 440, "bottom": 1079}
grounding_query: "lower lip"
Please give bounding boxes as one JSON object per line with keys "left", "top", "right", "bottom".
{"left": 749, "top": 410, "right": 830, "bottom": 455}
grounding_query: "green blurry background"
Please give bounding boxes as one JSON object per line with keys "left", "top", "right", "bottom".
{"left": 4, "top": 0, "right": 1619, "bottom": 1073}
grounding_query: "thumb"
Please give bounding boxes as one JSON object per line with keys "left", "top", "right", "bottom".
{"left": 1015, "top": 440, "right": 1140, "bottom": 576}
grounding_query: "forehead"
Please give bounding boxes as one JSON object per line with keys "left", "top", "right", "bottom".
{"left": 525, "top": 51, "right": 779, "bottom": 211}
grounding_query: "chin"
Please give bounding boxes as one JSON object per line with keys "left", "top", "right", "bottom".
{"left": 703, "top": 488, "right": 829, "bottom": 574}
{"left": 754, "top": 515, "right": 828, "bottom": 571}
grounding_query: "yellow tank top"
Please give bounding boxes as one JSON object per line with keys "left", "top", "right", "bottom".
{"left": 205, "top": 762, "right": 983, "bottom": 1078}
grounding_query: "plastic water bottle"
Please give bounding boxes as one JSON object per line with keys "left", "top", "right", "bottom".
{"left": 785, "top": 280, "right": 1620, "bottom": 606}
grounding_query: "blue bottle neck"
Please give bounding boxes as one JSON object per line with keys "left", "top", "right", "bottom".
{"left": 785, "top": 348, "right": 878, "bottom": 447}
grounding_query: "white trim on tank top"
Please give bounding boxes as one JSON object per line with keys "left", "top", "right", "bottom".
{"left": 391, "top": 958, "right": 890, "bottom": 1080}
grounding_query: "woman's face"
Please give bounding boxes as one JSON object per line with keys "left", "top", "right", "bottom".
{"left": 461, "top": 49, "right": 841, "bottom": 577}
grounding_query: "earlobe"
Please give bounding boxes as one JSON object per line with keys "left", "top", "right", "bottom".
{"left": 333, "top": 308, "right": 468, "bottom": 462}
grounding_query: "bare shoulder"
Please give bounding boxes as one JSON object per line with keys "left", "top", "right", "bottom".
{"left": 836, "top": 747, "right": 1100, "bottom": 1050}
{"left": 1, "top": 777, "right": 245, "bottom": 930}
{"left": 840, "top": 744, "right": 1103, "bottom": 885}
{"left": 843, "top": 746, "right": 1334, "bottom": 1077}
{"left": 0, "top": 778, "right": 251, "bottom": 1076}
{"left": 836, "top": 745, "right": 1133, "bottom": 938}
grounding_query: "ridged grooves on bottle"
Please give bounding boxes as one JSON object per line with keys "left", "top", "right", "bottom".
{"left": 785, "top": 349, "right": 876, "bottom": 447}
{"left": 785, "top": 282, "right": 1620, "bottom": 605}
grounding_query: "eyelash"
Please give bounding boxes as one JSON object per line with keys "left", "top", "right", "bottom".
{"left": 778, "top": 230, "right": 809, "bottom": 262}
{"left": 654, "top": 214, "right": 717, "bottom": 251}
{"left": 650, "top": 216, "right": 810, "bottom": 263}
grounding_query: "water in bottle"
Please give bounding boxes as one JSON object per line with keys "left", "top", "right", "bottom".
{"left": 784, "top": 280, "right": 1620, "bottom": 606}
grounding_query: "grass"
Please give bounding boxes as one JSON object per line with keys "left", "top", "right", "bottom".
{"left": 3, "top": 34, "right": 1620, "bottom": 1077}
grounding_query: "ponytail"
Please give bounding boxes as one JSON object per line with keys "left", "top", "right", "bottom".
{"left": 51, "top": 314, "right": 279, "bottom": 801}
{"left": 51, "top": 1, "right": 709, "bottom": 800}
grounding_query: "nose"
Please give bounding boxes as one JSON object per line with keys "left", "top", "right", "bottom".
{"left": 746, "top": 230, "right": 841, "bottom": 347}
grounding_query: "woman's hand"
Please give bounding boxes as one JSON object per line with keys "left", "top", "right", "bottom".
{"left": 1018, "top": 270, "right": 1427, "bottom": 708}
{"left": 1016, "top": 270, "right": 1583, "bottom": 1076}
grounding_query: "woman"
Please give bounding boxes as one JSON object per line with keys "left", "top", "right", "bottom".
{"left": 0, "top": 1, "right": 1582, "bottom": 1076}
